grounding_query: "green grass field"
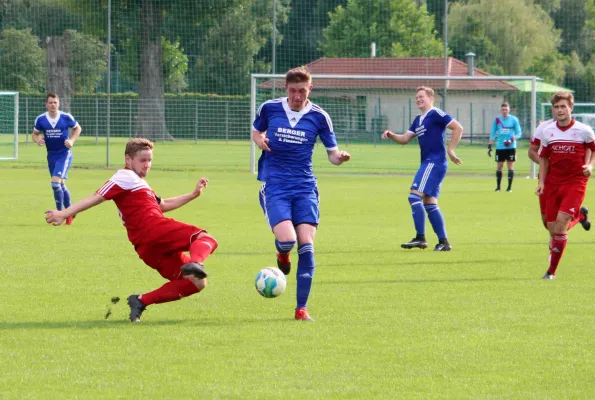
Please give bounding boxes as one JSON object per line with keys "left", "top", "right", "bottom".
{"left": 2, "top": 140, "right": 595, "bottom": 399}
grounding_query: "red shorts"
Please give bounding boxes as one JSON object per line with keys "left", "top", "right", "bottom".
{"left": 135, "top": 218, "right": 204, "bottom": 281}
{"left": 543, "top": 184, "right": 586, "bottom": 224}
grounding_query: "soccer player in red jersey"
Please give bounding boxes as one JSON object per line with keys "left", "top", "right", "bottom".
{"left": 535, "top": 92, "right": 595, "bottom": 279}
{"left": 44, "top": 138, "right": 218, "bottom": 321}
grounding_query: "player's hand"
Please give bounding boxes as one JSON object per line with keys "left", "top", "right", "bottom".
{"left": 254, "top": 136, "right": 270, "bottom": 152}
{"left": 487, "top": 143, "right": 492, "bottom": 157}
{"left": 504, "top": 140, "right": 512, "bottom": 147}
{"left": 381, "top": 130, "right": 393, "bottom": 140}
{"left": 535, "top": 183, "right": 545, "bottom": 196}
{"left": 447, "top": 150, "right": 461, "bottom": 165}
{"left": 45, "top": 210, "right": 66, "bottom": 226}
{"left": 193, "top": 177, "right": 209, "bottom": 197}
{"left": 337, "top": 150, "right": 351, "bottom": 164}
{"left": 34, "top": 137, "right": 45, "bottom": 146}
{"left": 583, "top": 164, "right": 593, "bottom": 177}
{"left": 64, "top": 139, "right": 74, "bottom": 148}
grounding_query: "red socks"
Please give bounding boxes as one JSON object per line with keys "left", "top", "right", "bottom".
{"left": 189, "top": 235, "right": 218, "bottom": 263}
{"left": 140, "top": 279, "right": 200, "bottom": 306}
{"left": 547, "top": 234, "right": 568, "bottom": 276}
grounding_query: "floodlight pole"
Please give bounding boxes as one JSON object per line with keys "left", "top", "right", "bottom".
{"left": 106, "top": 0, "right": 112, "bottom": 167}
{"left": 530, "top": 77, "right": 537, "bottom": 179}
{"left": 443, "top": 0, "right": 448, "bottom": 110}
{"left": 250, "top": 75, "right": 257, "bottom": 174}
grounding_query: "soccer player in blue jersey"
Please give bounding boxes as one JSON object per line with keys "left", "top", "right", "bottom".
{"left": 488, "top": 102, "right": 522, "bottom": 192}
{"left": 252, "top": 67, "right": 351, "bottom": 321}
{"left": 32, "top": 93, "right": 82, "bottom": 225}
{"left": 381, "top": 86, "right": 463, "bottom": 251}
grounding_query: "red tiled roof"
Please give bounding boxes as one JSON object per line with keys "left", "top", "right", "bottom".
{"left": 261, "top": 57, "right": 518, "bottom": 91}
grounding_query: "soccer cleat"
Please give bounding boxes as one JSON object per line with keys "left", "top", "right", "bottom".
{"left": 433, "top": 243, "right": 452, "bottom": 251}
{"left": 65, "top": 215, "right": 75, "bottom": 225}
{"left": 506, "top": 188, "right": 512, "bottom": 193}
{"left": 127, "top": 295, "right": 146, "bottom": 322}
{"left": 181, "top": 262, "right": 208, "bottom": 279}
{"left": 580, "top": 206, "right": 591, "bottom": 231}
{"left": 401, "top": 237, "right": 428, "bottom": 249}
{"left": 542, "top": 273, "right": 556, "bottom": 280}
{"left": 495, "top": 188, "right": 501, "bottom": 192}
{"left": 295, "top": 307, "right": 315, "bottom": 321}
{"left": 276, "top": 252, "right": 291, "bottom": 275}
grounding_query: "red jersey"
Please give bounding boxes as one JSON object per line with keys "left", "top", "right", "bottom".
{"left": 97, "top": 169, "right": 165, "bottom": 246}
{"left": 539, "top": 120, "right": 595, "bottom": 186}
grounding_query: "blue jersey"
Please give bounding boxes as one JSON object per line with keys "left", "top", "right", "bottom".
{"left": 490, "top": 115, "right": 522, "bottom": 150}
{"left": 34, "top": 111, "right": 78, "bottom": 154}
{"left": 407, "top": 107, "right": 454, "bottom": 164}
{"left": 253, "top": 98, "right": 338, "bottom": 184}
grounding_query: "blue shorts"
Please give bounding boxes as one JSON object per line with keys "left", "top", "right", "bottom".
{"left": 259, "top": 182, "right": 320, "bottom": 229}
{"left": 411, "top": 161, "right": 447, "bottom": 198}
{"left": 47, "top": 150, "right": 73, "bottom": 180}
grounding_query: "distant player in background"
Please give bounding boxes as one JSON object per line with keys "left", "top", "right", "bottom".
{"left": 32, "top": 93, "right": 82, "bottom": 225}
{"left": 381, "top": 86, "right": 464, "bottom": 252}
{"left": 535, "top": 92, "right": 595, "bottom": 279}
{"left": 529, "top": 119, "right": 590, "bottom": 234}
{"left": 252, "top": 67, "right": 351, "bottom": 321}
{"left": 45, "top": 138, "right": 217, "bottom": 322}
{"left": 488, "top": 102, "right": 522, "bottom": 192}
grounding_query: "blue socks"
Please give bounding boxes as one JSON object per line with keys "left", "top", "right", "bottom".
{"left": 51, "top": 182, "right": 64, "bottom": 210}
{"left": 296, "top": 243, "right": 315, "bottom": 309}
{"left": 61, "top": 183, "right": 71, "bottom": 209}
{"left": 424, "top": 204, "right": 447, "bottom": 240}
{"left": 408, "top": 193, "right": 425, "bottom": 236}
{"left": 275, "top": 239, "right": 296, "bottom": 254}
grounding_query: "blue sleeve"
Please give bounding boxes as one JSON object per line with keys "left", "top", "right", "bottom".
{"left": 490, "top": 119, "right": 498, "bottom": 140}
{"left": 65, "top": 114, "right": 77, "bottom": 128}
{"left": 514, "top": 117, "right": 522, "bottom": 139}
{"left": 253, "top": 102, "right": 269, "bottom": 133}
{"left": 408, "top": 117, "right": 418, "bottom": 135}
{"left": 441, "top": 113, "right": 454, "bottom": 130}
{"left": 318, "top": 113, "right": 338, "bottom": 149}
{"left": 34, "top": 117, "right": 42, "bottom": 132}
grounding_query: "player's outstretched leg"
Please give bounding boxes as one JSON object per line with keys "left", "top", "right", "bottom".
{"left": 580, "top": 206, "right": 591, "bottom": 231}
{"left": 127, "top": 295, "right": 146, "bottom": 322}
{"left": 275, "top": 239, "right": 296, "bottom": 275}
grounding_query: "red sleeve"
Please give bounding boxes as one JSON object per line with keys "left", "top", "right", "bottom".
{"left": 587, "top": 141, "right": 595, "bottom": 151}
{"left": 539, "top": 145, "right": 551, "bottom": 158}
{"left": 530, "top": 138, "right": 541, "bottom": 146}
{"left": 96, "top": 180, "right": 125, "bottom": 200}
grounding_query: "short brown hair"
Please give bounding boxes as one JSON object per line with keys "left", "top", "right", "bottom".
{"left": 416, "top": 86, "right": 434, "bottom": 98}
{"left": 125, "top": 138, "right": 154, "bottom": 158}
{"left": 286, "top": 67, "right": 311, "bottom": 85}
{"left": 46, "top": 92, "right": 59, "bottom": 101}
{"left": 551, "top": 91, "right": 574, "bottom": 107}
{"left": 501, "top": 102, "right": 510, "bottom": 108}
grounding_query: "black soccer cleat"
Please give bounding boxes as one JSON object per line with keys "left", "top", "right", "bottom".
{"left": 433, "top": 243, "right": 452, "bottom": 252}
{"left": 181, "top": 262, "right": 208, "bottom": 279}
{"left": 401, "top": 237, "right": 428, "bottom": 250}
{"left": 580, "top": 206, "right": 591, "bottom": 231}
{"left": 127, "top": 295, "right": 146, "bottom": 323}
{"left": 276, "top": 253, "right": 291, "bottom": 275}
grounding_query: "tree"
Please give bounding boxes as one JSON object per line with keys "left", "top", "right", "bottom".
{"left": 448, "top": 0, "right": 561, "bottom": 75}
{"left": 0, "top": 28, "right": 45, "bottom": 91}
{"left": 320, "top": 0, "right": 444, "bottom": 58}
{"left": 64, "top": 29, "right": 108, "bottom": 93}
{"left": 525, "top": 53, "right": 569, "bottom": 85}
{"left": 551, "top": 0, "right": 592, "bottom": 62}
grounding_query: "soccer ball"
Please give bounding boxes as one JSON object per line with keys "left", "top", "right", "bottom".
{"left": 255, "top": 267, "right": 287, "bottom": 298}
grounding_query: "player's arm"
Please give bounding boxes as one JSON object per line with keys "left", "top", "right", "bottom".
{"left": 381, "top": 130, "right": 415, "bottom": 144}
{"left": 327, "top": 148, "right": 351, "bottom": 165}
{"left": 252, "top": 130, "right": 270, "bottom": 151}
{"left": 488, "top": 119, "right": 497, "bottom": 145}
{"left": 514, "top": 119, "right": 522, "bottom": 141}
{"left": 536, "top": 155, "right": 549, "bottom": 196}
{"left": 446, "top": 119, "right": 463, "bottom": 165}
{"left": 65, "top": 123, "right": 82, "bottom": 148}
{"left": 528, "top": 143, "right": 540, "bottom": 163}
{"left": 160, "top": 177, "right": 208, "bottom": 213}
{"left": 32, "top": 129, "right": 44, "bottom": 145}
{"left": 45, "top": 193, "right": 105, "bottom": 225}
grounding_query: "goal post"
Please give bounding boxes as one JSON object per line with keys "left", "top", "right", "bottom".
{"left": 250, "top": 74, "right": 539, "bottom": 177}
{"left": 0, "top": 91, "right": 19, "bottom": 160}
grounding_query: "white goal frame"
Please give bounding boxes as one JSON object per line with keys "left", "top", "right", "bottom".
{"left": 0, "top": 91, "right": 19, "bottom": 160}
{"left": 250, "top": 74, "right": 539, "bottom": 177}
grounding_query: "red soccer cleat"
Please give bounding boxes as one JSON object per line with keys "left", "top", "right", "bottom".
{"left": 276, "top": 252, "right": 291, "bottom": 275}
{"left": 295, "top": 307, "right": 315, "bottom": 321}
{"left": 65, "top": 215, "right": 75, "bottom": 225}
